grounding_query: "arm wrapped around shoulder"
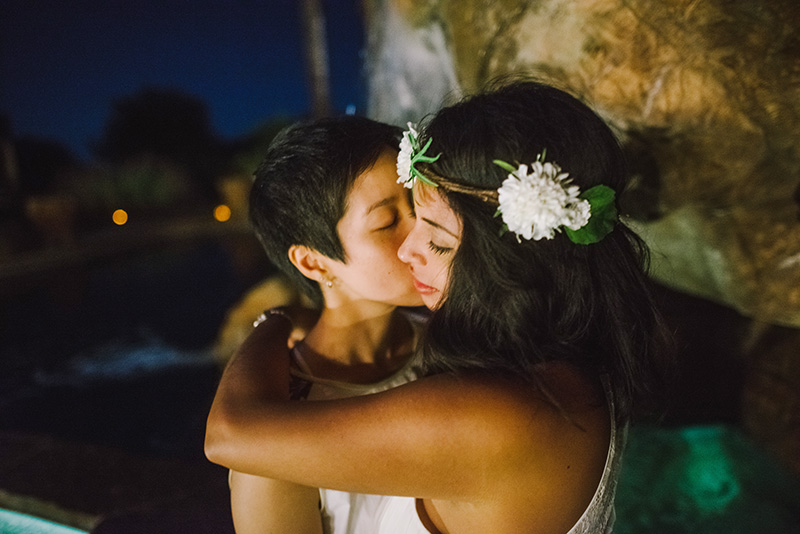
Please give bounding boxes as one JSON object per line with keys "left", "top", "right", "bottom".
{"left": 205, "top": 311, "right": 294, "bottom": 469}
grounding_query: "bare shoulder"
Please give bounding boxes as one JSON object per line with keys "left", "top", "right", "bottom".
{"left": 425, "top": 365, "right": 612, "bottom": 533}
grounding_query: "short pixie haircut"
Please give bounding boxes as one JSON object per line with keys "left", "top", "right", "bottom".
{"left": 250, "top": 116, "right": 402, "bottom": 306}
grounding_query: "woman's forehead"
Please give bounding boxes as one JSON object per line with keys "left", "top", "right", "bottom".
{"left": 413, "top": 185, "right": 461, "bottom": 237}
{"left": 412, "top": 182, "right": 444, "bottom": 207}
{"left": 346, "top": 151, "right": 404, "bottom": 212}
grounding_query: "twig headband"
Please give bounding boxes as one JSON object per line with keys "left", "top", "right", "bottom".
{"left": 396, "top": 123, "right": 618, "bottom": 245}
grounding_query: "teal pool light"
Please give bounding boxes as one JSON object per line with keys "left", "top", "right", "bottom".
{"left": 0, "top": 509, "right": 88, "bottom": 534}
{"left": 615, "top": 424, "right": 800, "bottom": 534}
{"left": 679, "top": 426, "right": 741, "bottom": 514}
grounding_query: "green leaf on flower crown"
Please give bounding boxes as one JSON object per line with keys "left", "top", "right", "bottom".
{"left": 493, "top": 159, "right": 518, "bottom": 174}
{"left": 407, "top": 131, "right": 420, "bottom": 151}
{"left": 565, "top": 185, "right": 618, "bottom": 245}
{"left": 408, "top": 136, "right": 441, "bottom": 188}
{"left": 413, "top": 137, "right": 441, "bottom": 164}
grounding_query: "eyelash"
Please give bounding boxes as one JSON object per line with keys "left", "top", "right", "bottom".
{"left": 427, "top": 241, "right": 452, "bottom": 256}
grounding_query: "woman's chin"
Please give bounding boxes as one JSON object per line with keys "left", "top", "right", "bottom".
{"left": 419, "top": 292, "right": 442, "bottom": 311}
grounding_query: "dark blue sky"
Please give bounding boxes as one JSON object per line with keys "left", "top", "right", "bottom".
{"left": 1, "top": 0, "right": 365, "bottom": 160}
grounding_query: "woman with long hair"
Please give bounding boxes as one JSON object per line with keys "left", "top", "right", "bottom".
{"left": 207, "top": 79, "right": 673, "bottom": 533}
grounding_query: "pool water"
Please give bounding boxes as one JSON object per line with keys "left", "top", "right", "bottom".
{"left": 616, "top": 425, "right": 800, "bottom": 534}
{"left": 0, "top": 509, "right": 88, "bottom": 534}
{"left": 0, "top": 242, "right": 267, "bottom": 452}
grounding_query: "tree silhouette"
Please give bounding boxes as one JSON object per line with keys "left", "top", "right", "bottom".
{"left": 93, "top": 88, "right": 223, "bottom": 200}
{"left": 300, "top": 0, "right": 331, "bottom": 118}
{"left": 15, "top": 137, "right": 79, "bottom": 195}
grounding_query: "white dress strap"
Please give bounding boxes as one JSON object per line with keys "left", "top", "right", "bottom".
{"left": 290, "top": 345, "right": 315, "bottom": 375}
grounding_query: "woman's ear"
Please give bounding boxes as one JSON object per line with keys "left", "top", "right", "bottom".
{"left": 288, "top": 245, "right": 329, "bottom": 284}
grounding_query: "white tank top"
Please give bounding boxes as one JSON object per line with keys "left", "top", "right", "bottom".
{"left": 291, "top": 350, "right": 425, "bottom": 534}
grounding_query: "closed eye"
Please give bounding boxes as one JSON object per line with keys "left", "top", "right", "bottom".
{"left": 375, "top": 215, "right": 399, "bottom": 230}
{"left": 427, "top": 241, "right": 452, "bottom": 255}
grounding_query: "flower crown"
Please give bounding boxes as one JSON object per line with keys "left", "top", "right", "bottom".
{"left": 396, "top": 123, "right": 440, "bottom": 188}
{"left": 396, "top": 124, "right": 618, "bottom": 245}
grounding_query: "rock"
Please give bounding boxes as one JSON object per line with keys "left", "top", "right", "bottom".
{"left": 213, "top": 274, "right": 313, "bottom": 364}
{"left": 741, "top": 325, "right": 800, "bottom": 474}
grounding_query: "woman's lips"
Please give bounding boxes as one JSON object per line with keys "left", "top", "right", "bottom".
{"left": 413, "top": 278, "right": 438, "bottom": 295}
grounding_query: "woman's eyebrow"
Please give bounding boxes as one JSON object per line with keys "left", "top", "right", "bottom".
{"left": 422, "top": 217, "right": 458, "bottom": 239}
{"left": 366, "top": 196, "right": 395, "bottom": 215}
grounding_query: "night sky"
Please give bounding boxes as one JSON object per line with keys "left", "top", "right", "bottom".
{"left": 1, "top": 0, "right": 366, "bottom": 160}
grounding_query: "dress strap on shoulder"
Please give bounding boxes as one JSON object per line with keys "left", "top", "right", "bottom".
{"left": 291, "top": 345, "right": 315, "bottom": 375}
{"left": 415, "top": 499, "right": 444, "bottom": 534}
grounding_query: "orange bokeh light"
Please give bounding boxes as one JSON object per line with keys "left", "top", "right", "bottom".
{"left": 112, "top": 209, "right": 128, "bottom": 225}
{"left": 214, "top": 204, "right": 232, "bottom": 222}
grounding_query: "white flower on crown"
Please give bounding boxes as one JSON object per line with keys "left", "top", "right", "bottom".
{"left": 396, "top": 122, "right": 417, "bottom": 189}
{"left": 496, "top": 157, "right": 591, "bottom": 241}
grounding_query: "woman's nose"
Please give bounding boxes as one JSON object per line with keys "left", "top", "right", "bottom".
{"left": 397, "top": 231, "right": 420, "bottom": 265}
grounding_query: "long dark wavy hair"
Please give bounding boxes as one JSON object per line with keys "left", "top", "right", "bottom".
{"left": 416, "top": 79, "right": 674, "bottom": 423}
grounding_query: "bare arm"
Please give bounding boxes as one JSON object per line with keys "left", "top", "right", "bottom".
{"left": 210, "top": 312, "right": 323, "bottom": 533}
{"left": 229, "top": 470, "right": 322, "bottom": 534}
{"left": 205, "top": 312, "right": 551, "bottom": 501}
